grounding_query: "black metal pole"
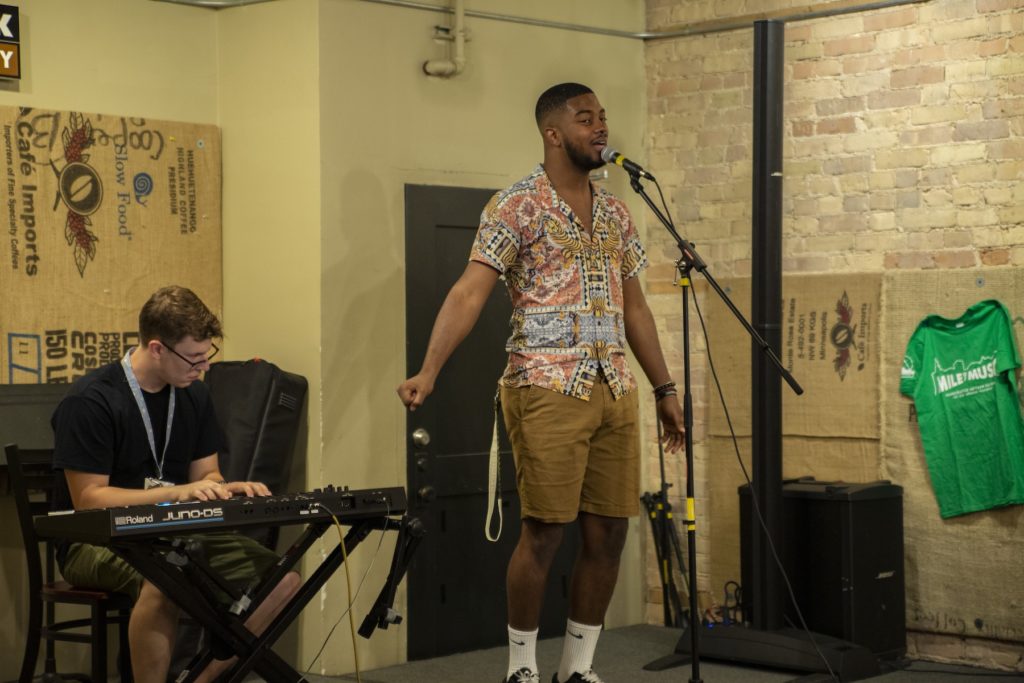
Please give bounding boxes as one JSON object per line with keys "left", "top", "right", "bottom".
{"left": 641, "top": 18, "right": 879, "bottom": 682}
{"left": 750, "top": 19, "right": 786, "bottom": 631}
{"left": 679, "top": 270, "right": 702, "bottom": 683}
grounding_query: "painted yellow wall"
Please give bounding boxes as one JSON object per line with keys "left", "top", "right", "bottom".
{"left": 317, "top": 0, "right": 648, "bottom": 672}
{"left": 216, "top": 0, "right": 321, "bottom": 374}
{"left": 0, "top": 0, "right": 217, "bottom": 122}
{"left": 0, "top": 1, "right": 218, "bottom": 679}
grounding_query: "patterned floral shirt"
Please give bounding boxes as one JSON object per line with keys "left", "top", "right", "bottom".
{"left": 470, "top": 165, "right": 648, "bottom": 401}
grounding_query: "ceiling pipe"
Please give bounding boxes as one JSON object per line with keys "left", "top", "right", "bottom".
{"left": 363, "top": 0, "right": 640, "bottom": 39}
{"left": 152, "top": 0, "right": 931, "bottom": 35}
{"left": 422, "top": 0, "right": 465, "bottom": 78}
{"left": 152, "top": 0, "right": 276, "bottom": 7}
{"left": 358, "top": 0, "right": 930, "bottom": 41}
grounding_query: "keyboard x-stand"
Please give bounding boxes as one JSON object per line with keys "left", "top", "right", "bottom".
{"left": 36, "top": 486, "right": 422, "bottom": 683}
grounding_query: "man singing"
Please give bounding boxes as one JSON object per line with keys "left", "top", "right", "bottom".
{"left": 397, "top": 81, "right": 679, "bottom": 683}
{"left": 398, "top": 83, "right": 685, "bottom": 683}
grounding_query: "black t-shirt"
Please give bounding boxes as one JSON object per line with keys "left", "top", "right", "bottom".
{"left": 51, "top": 360, "right": 225, "bottom": 513}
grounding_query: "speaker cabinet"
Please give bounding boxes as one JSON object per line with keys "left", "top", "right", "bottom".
{"left": 740, "top": 478, "right": 906, "bottom": 659}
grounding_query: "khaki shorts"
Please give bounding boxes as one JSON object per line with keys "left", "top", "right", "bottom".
{"left": 61, "top": 531, "right": 281, "bottom": 604}
{"left": 500, "top": 379, "right": 640, "bottom": 523}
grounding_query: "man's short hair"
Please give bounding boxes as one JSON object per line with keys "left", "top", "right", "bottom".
{"left": 535, "top": 82, "right": 594, "bottom": 127}
{"left": 139, "top": 285, "right": 222, "bottom": 345}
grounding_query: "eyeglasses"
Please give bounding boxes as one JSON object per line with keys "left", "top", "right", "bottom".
{"left": 161, "top": 341, "right": 220, "bottom": 370}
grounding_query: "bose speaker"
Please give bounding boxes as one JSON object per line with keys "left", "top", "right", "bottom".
{"left": 740, "top": 478, "right": 906, "bottom": 659}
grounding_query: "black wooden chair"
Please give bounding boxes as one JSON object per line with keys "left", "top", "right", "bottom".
{"left": 5, "top": 443, "right": 133, "bottom": 683}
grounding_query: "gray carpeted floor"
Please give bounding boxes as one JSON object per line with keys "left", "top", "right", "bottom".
{"left": 310, "top": 624, "right": 1024, "bottom": 683}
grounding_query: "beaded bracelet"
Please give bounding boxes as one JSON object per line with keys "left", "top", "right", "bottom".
{"left": 653, "top": 380, "right": 677, "bottom": 400}
{"left": 655, "top": 389, "right": 678, "bottom": 401}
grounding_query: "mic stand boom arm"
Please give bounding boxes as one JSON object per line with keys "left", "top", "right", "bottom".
{"left": 625, "top": 170, "right": 802, "bottom": 683}
{"left": 627, "top": 173, "right": 803, "bottom": 398}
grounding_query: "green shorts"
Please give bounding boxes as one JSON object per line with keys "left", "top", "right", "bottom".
{"left": 500, "top": 378, "right": 640, "bottom": 523}
{"left": 60, "top": 531, "right": 282, "bottom": 604}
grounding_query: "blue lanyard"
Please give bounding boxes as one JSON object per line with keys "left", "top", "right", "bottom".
{"left": 121, "top": 348, "right": 176, "bottom": 480}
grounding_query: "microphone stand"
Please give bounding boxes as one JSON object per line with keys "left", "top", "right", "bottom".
{"left": 626, "top": 169, "right": 802, "bottom": 683}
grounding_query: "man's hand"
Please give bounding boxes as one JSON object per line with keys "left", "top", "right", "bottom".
{"left": 397, "top": 373, "right": 435, "bottom": 411}
{"left": 223, "top": 480, "right": 271, "bottom": 497}
{"left": 657, "top": 396, "right": 686, "bottom": 453}
{"left": 176, "top": 479, "right": 231, "bottom": 502}
{"left": 176, "top": 479, "right": 272, "bottom": 502}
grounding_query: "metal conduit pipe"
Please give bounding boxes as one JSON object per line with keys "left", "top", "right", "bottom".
{"left": 153, "top": 0, "right": 276, "bottom": 8}
{"left": 362, "top": 0, "right": 643, "bottom": 39}
{"left": 356, "top": 0, "right": 930, "bottom": 40}
{"left": 153, "top": 0, "right": 930, "bottom": 33}
{"left": 422, "top": 0, "right": 466, "bottom": 78}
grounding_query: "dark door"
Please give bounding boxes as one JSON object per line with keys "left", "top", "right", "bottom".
{"left": 404, "top": 184, "right": 578, "bottom": 660}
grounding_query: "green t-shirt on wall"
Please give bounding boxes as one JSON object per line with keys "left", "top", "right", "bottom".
{"left": 900, "top": 299, "right": 1024, "bottom": 518}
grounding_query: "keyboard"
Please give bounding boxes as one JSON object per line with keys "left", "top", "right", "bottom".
{"left": 35, "top": 485, "right": 407, "bottom": 544}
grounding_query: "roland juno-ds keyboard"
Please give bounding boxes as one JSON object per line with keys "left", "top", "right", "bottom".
{"left": 35, "top": 486, "right": 407, "bottom": 545}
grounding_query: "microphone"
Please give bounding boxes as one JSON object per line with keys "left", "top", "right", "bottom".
{"left": 600, "top": 146, "right": 655, "bottom": 180}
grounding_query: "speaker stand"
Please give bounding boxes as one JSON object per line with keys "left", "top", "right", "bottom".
{"left": 646, "top": 624, "right": 881, "bottom": 681}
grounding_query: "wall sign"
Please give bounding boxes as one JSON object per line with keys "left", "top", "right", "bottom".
{"left": 0, "top": 4, "right": 19, "bottom": 80}
{"left": 0, "top": 105, "right": 223, "bottom": 384}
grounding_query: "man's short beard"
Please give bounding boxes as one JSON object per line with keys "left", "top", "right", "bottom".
{"left": 565, "top": 139, "right": 605, "bottom": 172}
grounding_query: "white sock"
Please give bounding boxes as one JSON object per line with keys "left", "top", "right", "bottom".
{"left": 507, "top": 625, "right": 539, "bottom": 679}
{"left": 556, "top": 619, "right": 602, "bottom": 682}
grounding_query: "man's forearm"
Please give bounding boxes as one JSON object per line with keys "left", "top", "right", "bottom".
{"left": 73, "top": 481, "right": 187, "bottom": 509}
{"left": 398, "top": 261, "right": 500, "bottom": 410}
{"left": 419, "top": 289, "right": 481, "bottom": 378}
{"left": 417, "top": 268, "right": 496, "bottom": 378}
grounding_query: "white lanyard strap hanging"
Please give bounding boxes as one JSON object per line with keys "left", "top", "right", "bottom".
{"left": 121, "top": 348, "right": 175, "bottom": 480}
{"left": 484, "top": 389, "right": 503, "bottom": 542}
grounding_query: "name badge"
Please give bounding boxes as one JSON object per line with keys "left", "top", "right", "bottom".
{"left": 144, "top": 477, "right": 174, "bottom": 490}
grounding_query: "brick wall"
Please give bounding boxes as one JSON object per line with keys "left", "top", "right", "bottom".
{"left": 642, "top": 0, "right": 1023, "bottom": 668}
{"left": 646, "top": 0, "right": 1022, "bottom": 280}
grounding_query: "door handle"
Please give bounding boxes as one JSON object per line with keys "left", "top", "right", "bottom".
{"left": 411, "top": 428, "right": 431, "bottom": 448}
